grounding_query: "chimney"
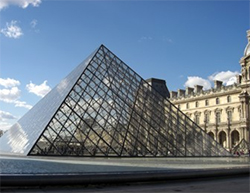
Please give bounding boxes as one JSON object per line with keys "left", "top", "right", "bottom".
{"left": 214, "top": 80, "right": 223, "bottom": 89}
{"left": 178, "top": 89, "right": 185, "bottom": 97}
{"left": 236, "top": 75, "right": 242, "bottom": 84}
{"left": 194, "top": 85, "right": 203, "bottom": 93}
{"left": 185, "top": 87, "right": 194, "bottom": 95}
{"left": 170, "top": 91, "right": 178, "bottom": 98}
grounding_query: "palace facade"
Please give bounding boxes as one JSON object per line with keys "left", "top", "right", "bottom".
{"left": 169, "top": 30, "right": 250, "bottom": 151}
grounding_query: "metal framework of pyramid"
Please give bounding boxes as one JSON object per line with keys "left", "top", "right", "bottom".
{"left": 0, "top": 45, "right": 231, "bottom": 157}
{"left": 232, "top": 139, "right": 249, "bottom": 155}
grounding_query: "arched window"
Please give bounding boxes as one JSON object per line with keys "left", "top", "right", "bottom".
{"left": 194, "top": 114, "right": 200, "bottom": 124}
{"left": 219, "top": 131, "right": 227, "bottom": 148}
{"left": 205, "top": 99, "right": 209, "bottom": 106}
{"left": 216, "top": 98, "right": 220, "bottom": 105}
{"left": 231, "top": 130, "right": 240, "bottom": 147}
{"left": 216, "top": 112, "right": 221, "bottom": 124}
{"left": 227, "top": 111, "right": 232, "bottom": 123}
{"left": 195, "top": 101, "right": 199, "bottom": 107}
{"left": 227, "top": 96, "right": 231, "bottom": 103}
{"left": 208, "top": 132, "right": 214, "bottom": 139}
{"left": 204, "top": 113, "right": 209, "bottom": 124}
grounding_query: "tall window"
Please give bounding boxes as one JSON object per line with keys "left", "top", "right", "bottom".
{"left": 195, "top": 101, "right": 199, "bottom": 107}
{"left": 227, "top": 111, "right": 232, "bottom": 123}
{"left": 249, "top": 67, "right": 250, "bottom": 80}
{"left": 216, "top": 98, "right": 220, "bottom": 105}
{"left": 227, "top": 96, "right": 231, "bottom": 103}
{"left": 204, "top": 113, "right": 210, "bottom": 124}
{"left": 194, "top": 114, "right": 200, "bottom": 125}
{"left": 239, "top": 108, "right": 242, "bottom": 119}
{"left": 186, "top": 103, "right": 189, "bottom": 109}
{"left": 216, "top": 112, "right": 221, "bottom": 124}
{"left": 205, "top": 99, "right": 209, "bottom": 106}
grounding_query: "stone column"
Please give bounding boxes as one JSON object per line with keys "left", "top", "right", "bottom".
{"left": 227, "top": 129, "right": 231, "bottom": 149}
{"left": 239, "top": 91, "right": 250, "bottom": 154}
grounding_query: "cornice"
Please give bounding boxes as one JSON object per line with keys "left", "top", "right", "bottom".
{"left": 177, "top": 102, "right": 240, "bottom": 112}
{"left": 170, "top": 85, "right": 241, "bottom": 102}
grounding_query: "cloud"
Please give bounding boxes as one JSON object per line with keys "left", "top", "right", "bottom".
{"left": 30, "top": 19, "right": 39, "bottom": 33}
{"left": 30, "top": 19, "right": 37, "bottom": 28}
{"left": 225, "top": 76, "right": 237, "bottom": 86}
{"left": 1, "top": 20, "right": 23, "bottom": 39}
{"left": 0, "top": 78, "right": 32, "bottom": 109}
{"left": 138, "top": 36, "right": 153, "bottom": 42}
{"left": 183, "top": 70, "right": 239, "bottom": 91}
{"left": 26, "top": 80, "right": 51, "bottom": 97}
{"left": 0, "top": 111, "right": 17, "bottom": 131}
{"left": 0, "top": 87, "right": 21, "bottom": 103}
{"left": 208, "top": 71, "right": 239, "bottom": 86}
{"left": 0, "top": 121, "right": 13, "bottom": 131}
{"left": 0, "top": 78, "right": 20, "bottom": 88}
{"left": 14, "top": 101, "right": 32, "bottom": 109}
{"left": 184, "top": 76, "right": 212, "bottom": 90}
{"left": 0, "top": 110, "right": 17, "bottom": 121}
{"left": 0, "top": 0, "right": 42, "bottom": 10}
{"left": 162, "top": 37, "right": 173, "bottom": 43}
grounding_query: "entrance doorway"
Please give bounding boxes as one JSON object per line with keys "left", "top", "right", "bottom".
{"left": 231, "top": 130, "right": 240, "bottom": 147}
{"left": 208, "top": 132, "right": 214, "bottom": 139}
{"left": 219, "top": 131, "right": 227, "bottom": 148}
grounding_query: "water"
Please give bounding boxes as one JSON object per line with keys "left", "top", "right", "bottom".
{"left": 0, "top": 155, "right": 249, "bottom": 174}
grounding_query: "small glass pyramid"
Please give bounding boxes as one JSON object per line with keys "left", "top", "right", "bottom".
{"left": 0, "top": 45, "right": 231, "bottom": 157}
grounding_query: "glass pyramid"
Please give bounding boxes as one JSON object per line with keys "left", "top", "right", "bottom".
{"left": 0, "top": 45, "right": 231, "bottom": 157}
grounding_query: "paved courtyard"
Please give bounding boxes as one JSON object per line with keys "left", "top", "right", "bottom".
{"left": 1, "top": 176, "right": 250, "bottom": 193}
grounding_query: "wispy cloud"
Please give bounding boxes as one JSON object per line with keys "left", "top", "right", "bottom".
{"left": 183, "top": 70, "right": 239, "bottom": 90}
{"left": 162, "top": 37, "right": 173, "bottom": 43}
{"left": 30, "top": 19, "right": 40, "bottom": 33}
{"left": 14, "top": 101, "right": 32, "bottom": 109}
{"left": 30, "top": 19, "right": 38, "bottom": 28}
{"left": 0, "top": 0, "right": 42, "bottom": 10}
{"left": 26, "top": 80, "right": 51, "bottom": 97}
{"left": 1, "top": 20, "right": 23, "bottom": 39}
{"left": 138, "top": 36, "right": 153, "bottom": 42}
{"left": 0, "top": 110, "right": 17, "bottom": 121}
{"left": 0, "top": 121, "right": 13, "bottom": 131}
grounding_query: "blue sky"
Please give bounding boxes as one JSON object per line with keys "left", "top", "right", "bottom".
{"left": 0, "top": 0, "right": 249, "bottom": 131}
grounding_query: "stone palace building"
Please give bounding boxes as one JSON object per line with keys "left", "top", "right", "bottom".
{"left": 169, "top": 30, "right": 250, "bottom": 151}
